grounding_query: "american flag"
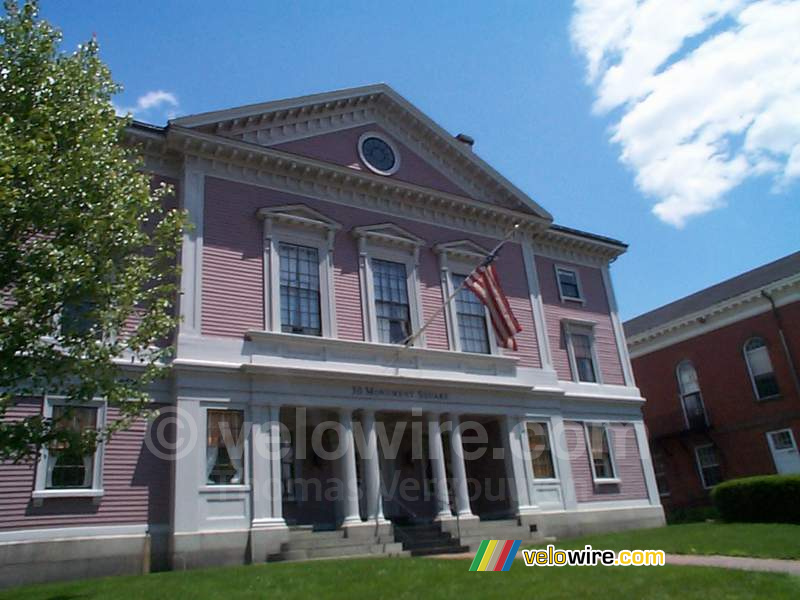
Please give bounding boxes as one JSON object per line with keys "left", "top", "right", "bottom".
{"left": 465, "top": 263, "right": 523, "bottom": 351}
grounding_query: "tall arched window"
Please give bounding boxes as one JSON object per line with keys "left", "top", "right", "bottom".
{"left": 677, "top": 360, "right": 707, "bottom": 429}
{"left": 744, "top": 337, "right": 780, "bottom": 400}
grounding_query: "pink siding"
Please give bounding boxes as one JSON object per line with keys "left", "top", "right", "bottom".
{"left": 536, "top": 256, "right": 624, "bottom": 384}
{"left": 273, "top": 124, "right": 469, "bottom": 197}
{"left": 565, "top": 420, "right": 648, "bottom": 502}
{"left": 0, "top": 398, "right": 171, "bottom": 531}
{"left": 202, "top": 177, "right": 540, "bottom": 367}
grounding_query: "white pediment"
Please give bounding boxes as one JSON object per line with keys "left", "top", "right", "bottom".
{"left": 433, "top": 240, "right": 490, "bottom": 262}
{"left": 256, "top": 204, "right": 341, "bottom": 233}
{"left": 171, "top": 84, "right": 553, "bottom": 223}
{"left": 351, "top": 223, "right": 425, "bottom": 250}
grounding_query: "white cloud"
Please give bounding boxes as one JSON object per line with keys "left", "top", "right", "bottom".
{"left": 114, "top": 90, "right": 179, "bottom": 121}
{"left": 571, "top": 0, "right": 800, "bottom": 227}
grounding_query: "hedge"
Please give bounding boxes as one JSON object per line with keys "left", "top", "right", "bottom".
{"left": 711, "top": 475, "right": 800, "bottom": 524}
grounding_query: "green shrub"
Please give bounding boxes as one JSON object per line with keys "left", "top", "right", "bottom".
{"left": 711, "top": 475, "right": 800, "bottom": 524}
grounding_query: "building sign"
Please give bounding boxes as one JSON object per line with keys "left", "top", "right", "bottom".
{"left": 352, "top": 385, "right": 449, "bottom": 401}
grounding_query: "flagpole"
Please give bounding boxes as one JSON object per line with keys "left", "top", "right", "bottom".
{"left": 400, "top": 223, "right": 521, "bottom": 347}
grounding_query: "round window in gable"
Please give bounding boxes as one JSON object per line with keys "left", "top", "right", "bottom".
{"left": 358, "top": 132, "right": 400, "bottom": 176}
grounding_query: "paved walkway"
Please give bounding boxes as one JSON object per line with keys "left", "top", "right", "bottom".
{"left": 430, "top": 552, "right": 800, "bottom": 575}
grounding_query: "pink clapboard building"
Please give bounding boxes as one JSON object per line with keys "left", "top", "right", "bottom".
{"left": 0, "top": 85, "right": 663, "bottom": 586}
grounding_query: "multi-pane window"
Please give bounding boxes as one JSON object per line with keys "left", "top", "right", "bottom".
{"left": 372, "top": 259, "right": 411, "bottom": 344}
{"left": 60, "top": 300, "right": 96, "bottom": 337}
{"left": 572, "top": 333, "right": 597, "bottom": 382}
{"left": 527, "top": 422, "right": 556, "bottom": 479}
{"left": 744, "top": 337, "right": 780, "bottom": 400}
{"left": 586, "top": 423, "right": 616, "bottom": 480}
{"left": 279, "top": 243, "right": 321, "bottom": 336}
{"left": 652, "top": 450, "right": 670, "bottom": 496}
{"left": 695, "top": 444, "right": 722, "bottom": 489}
{"left": 677, "top": 360, "right": 707, "bottom": 429}
{"left": 206, "top": 410, "right": 245, "bottom": 485}
{"left": 556, "top": 267, "right": 582, "bottom": 301}
{"left": 46, "top": 406, "right": 98, "bottom": 489}
{"left": 452, "top": 274, "right": 490, "bottom": 354}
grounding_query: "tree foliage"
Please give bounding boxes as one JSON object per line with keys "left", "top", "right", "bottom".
{"left": 0, "top": 1, "right": 185, "bottom": 461}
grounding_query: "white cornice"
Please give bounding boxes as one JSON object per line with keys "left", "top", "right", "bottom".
{"left": 627, "top": 274, "right": 800, "bottom": 358}
{"left": 124, "top": 125, "right": 626, "bottom": 264}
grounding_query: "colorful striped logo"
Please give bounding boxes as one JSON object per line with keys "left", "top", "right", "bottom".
{"left": 469, "top": 540, "right": 521, "bottom": 571}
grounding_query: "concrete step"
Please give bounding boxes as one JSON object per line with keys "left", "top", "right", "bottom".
{"left": 287, "top": 534, "right": 396, "bottom": 550}
{"left": 410, "top": 545, "right": 470, "bottom": 557}
{"left": 288, "top": 530, "right": 345, "bottom": 542}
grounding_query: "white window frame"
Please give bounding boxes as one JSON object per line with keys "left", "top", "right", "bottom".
{"left": 258, "top": 205, "right": 341, "bottom": 339}
{"left": 434, "top": 240, "right": 499, "bottom": 354}
{"left": 694, "top": 444, "right": 722, "bottom": 490}
{"left": 353, "top": 224, "right": 425, "bottom": 347}
{"left": 563, "top": 320, "right": 602, "bottom": 384}
{"left": 33, "top": 396, "right": 106, "bottom": 504}
{"left": 554, "top": 264, "right": 584, "bottom": 304}
{"left": 525, "top": 420, "right": 559, "bottom": 482}
{"left": 201, "top": 404, "right": 250, "bottom": 492}
{"left": 583, "top": 421, "right": 620, "bottom": 484}
{"left": 357, "top": 131, "right": 401, "bottom": 177}
{"left": 743, "top": 337, "right": 780, "bottom": 401}
{"left": 676, "top": 360, "right": 708, "bottom": 429}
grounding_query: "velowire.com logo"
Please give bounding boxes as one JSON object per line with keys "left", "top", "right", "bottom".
{"left": 469, "top": 540, "right": 522, "bottom": 571}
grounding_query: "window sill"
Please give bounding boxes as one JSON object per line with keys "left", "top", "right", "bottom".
{"left": 533, "top": 478, "right": 560, "bottom": 484}
{"left": 199, "top": 484, "right": 251, "bottom": 494}
{"left": 32, "top": 489, "right": 103, "bottom": 506}
{"left": 755, "top": 394, "right": 782, "bottom": 402}
{"left": 560, "top": 296, "right": 585, "bottom": 305}
{"left": 592, "top": 478, "right": 621, "bottom": 485}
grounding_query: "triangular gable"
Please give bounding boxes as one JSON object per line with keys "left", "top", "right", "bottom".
{"left": 433, "top": 240, "right": 491, "bottom": 262}
{"left": 351, "top": 223, "right": 425, "bottom": 251}
{"left": 171, "top": 84, "right": 553, "bottom": 222}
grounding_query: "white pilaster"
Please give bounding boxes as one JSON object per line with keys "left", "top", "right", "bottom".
{"left": 251, "top": 404, "right": 286, "bottom": 529}
{"left": 448, "top": 414, "right": 476, "bottom": 519}
{"left": 502, "top": 416, "right": 538, "bottom": 515}
{"left": 634, "top": 420, "right": 661, "bottom": 506}
{"left": 361, "top": 410, "right": 387, "bottom": 523}
{"left": 550, "top": 415, "right": 578, "bottom": 510}
{"left": 522, "top": 242, "right": 554, "bottom": 371}
{"left": 178, "top": 165, "right": 204, "bottom": 336}
{"left": 427, "top": 414, "right": 453, "bottom": 520}
{"left": 339, "top": 408, "right": 363, "bottom": 526}
{"left": 601, "top": 265, "right": 636, "bottom": 387}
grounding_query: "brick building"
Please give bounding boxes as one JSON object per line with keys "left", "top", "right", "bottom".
{"left": 625, "top": 252, "right": 800, "bottom": 513}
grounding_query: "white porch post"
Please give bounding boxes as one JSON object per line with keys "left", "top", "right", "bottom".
{"left": 634, "top": 420, "right": 662, "bottom": 506}
{"left": 448, "top": 414, "right": 476, "bottom": 519}
{"left": 427, "top": 413, "right": 453, "bottom": 520}
{"left": 339, "top": 408, "right": 363, "bottom": 527}
{"left": 361, "top": 409, "right": 387, "bottom": 523}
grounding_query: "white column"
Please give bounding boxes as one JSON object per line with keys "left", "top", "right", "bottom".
{"left": 251, "top": 404, "right": 286, "bottom": 528}
{"left": 361, "top": 410, "right": 387, "bottom": 523}
{"left": 178, "top": 165, "right": 204, "bottom": 336}
{"left": 427, "top": 414, "right": 453, "bottom": 520}
{"left": 339, "top": 408, "right": 363, "bottom": 526}
{"left": 448, "top": 414, "right": 476, "bottom": 519}
{"left": 602, "top": 265, "right": 636, "bottom": 387}
{"left": 634, "top": 420, "right": 662, "bottom": 506}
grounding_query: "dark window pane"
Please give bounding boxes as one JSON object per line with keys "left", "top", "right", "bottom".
{"left": 452, "top": 274, "right": 490, "bottom": 354}
{"left": 279, "top": 243, "right": 321, "bottom": 336}
{"left": 557, "top": 269, "right": 581, "bottom": 299}
{"left": 373, "top": 259, "right": 410, "bottom": 344}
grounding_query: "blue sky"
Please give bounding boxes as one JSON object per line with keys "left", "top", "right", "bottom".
{"left": 38, "top": 0, "right": 799, "bottom": 321}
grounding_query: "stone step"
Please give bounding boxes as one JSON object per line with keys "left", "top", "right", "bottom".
{"left": 287, "top": 530, "right": 345, "bottom": 542}
{"left": 287, "top": 534, "right": 396, "bottom": 550}
{"left": 410, "top": 545, "right": 470, "bottom": 557}
{"left": 305, "top": 542, "right": 402, "bottom": 559}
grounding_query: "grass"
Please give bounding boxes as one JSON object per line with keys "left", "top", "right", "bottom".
{"left": 1, "top": 557, "right": 799, "bottom": 600}
{"left": 531, "top": 522, "right": 800, "bottom": 560}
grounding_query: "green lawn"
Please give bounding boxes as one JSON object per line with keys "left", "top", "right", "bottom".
{"left": 1, "top": 557, "right": 799, "bottom": 600}
{"left": 531, "top": 522, "right": 800, "bottom": 560}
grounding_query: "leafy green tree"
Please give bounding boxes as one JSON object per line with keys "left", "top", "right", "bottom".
{"left": 0, "top": 1, "right": 185, "bottom": 461}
